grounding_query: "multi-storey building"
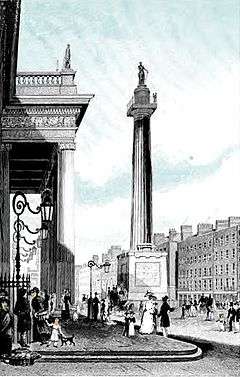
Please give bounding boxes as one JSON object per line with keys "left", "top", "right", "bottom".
{"left": 177, "top": 217, "right": 240, "bottom": 305}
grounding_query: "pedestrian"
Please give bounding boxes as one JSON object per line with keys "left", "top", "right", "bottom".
{"left": 14, "top": 287, "right": 31, "bottom": 347}
{"left": 92, "top": 292, "right": 100, "bottom": 321}
{"left": 128, "top": 311, "right": 136, "bottom": 337}
{"left": 47, "top": 318, "right": 64, "bottom": 348}
{"left": 181, "top": 301, "right": 186, "bottom": 319}
{"left": 122, "top": 310, "right": 130, "bottom": 337}
{"left": 216, "top": 313, "right": 226, "bottom": 332}
{"left": 158, "top": 296, "right": 174, "bottom": 338}
{"left": 100, "top": 299, "right": 106, "bottom": 324}
{"left": 63, "top": 289, "right": 72, "bottom": 321}
{"left": 31, "top": 287, "right": 50, "bottom": 344}
{"left": 227, "top": 302, "right": 236, "bottom": 332}
{"left": 139, "top": 293, "right": 155, "bottom": 334}
{"left": 206, "top": 294, "right": 213, "bottom": 320}
{"left": 0, "top": 296, "right": 13, "bottom": 357}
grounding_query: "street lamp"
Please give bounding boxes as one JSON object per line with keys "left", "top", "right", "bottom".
{"left": 12, "top": 189, "right": 53, "bottom": 285}
{"left": 87, "top": 259, "right": 111, "bottom": 319}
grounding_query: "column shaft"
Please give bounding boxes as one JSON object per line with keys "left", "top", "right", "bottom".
{"left": 130, "top": 116, "right": 152, "bottom": 250}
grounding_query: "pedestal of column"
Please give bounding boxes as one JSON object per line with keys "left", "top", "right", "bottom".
{"left": 0, "top": 144, "right": 11, "bottom": 276}
{"left": 57, "top": 142, "right": 75, "bottom": 301}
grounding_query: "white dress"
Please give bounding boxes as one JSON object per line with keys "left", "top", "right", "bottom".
{"left": 139, "top": 301, "right": 154, "bottom": 334}
{"left": 50, "top": 323, "right": 63, "bottom": 342}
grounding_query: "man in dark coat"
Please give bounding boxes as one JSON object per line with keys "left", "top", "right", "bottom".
{"left": 0, "top": 297, "right": 13, "bottom": 356}
{"left": 92, "top": 292, "right": 100, "bottom": 321}
{"left": 14, "top": 288, "right": 31, "bottom": 347}
{"left": 227, "top": 302, "right": 236, "bottom": 332}
{"left": 158, "top": 296, "right": 174, "bottom": 337}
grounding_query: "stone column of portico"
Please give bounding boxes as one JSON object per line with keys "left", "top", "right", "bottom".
{"left": 128, "top": 84, "right": 157, "bottom": 250}
{"left": 57, "top": 142, "right": 75, "bottom": 301}
{"left": 0, "top": 144, "right": 11, "bottom": 276}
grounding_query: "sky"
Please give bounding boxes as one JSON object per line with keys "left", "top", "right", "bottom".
{"left": 17, "top": 0, "right": 240, "bottom": 264}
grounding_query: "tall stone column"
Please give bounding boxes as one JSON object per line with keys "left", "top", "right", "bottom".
{"left": 57, "top": 142, "right": 75, "bottom": 301}
{"left": 128, "top": 84, "right": 156, "bottom": 250}
{"left": 120, "top": 66, "right": 167, "bottom": 302}
{"left": 0, "top": 144, "right": 11, "bottom": 276}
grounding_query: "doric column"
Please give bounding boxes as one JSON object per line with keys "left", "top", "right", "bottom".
{"left": 128, "top": 84, "right": 157, "bottom": 251}
{"left": 57, "top": 142, "right": 75, "bottom": 300}
{"left": 0, "top": 144, "right": 11, "bottom": 276}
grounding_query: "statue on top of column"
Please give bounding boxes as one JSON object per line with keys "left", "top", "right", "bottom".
{"left": 138, "top": 62, "right": 148, "bottom": 85}
{"left": 63, "top": 44, "right": 71, "bottom": 69}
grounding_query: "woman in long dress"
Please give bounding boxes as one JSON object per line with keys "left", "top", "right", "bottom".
{"left": 139, "top": 295, "right": 155, "bottom": 334}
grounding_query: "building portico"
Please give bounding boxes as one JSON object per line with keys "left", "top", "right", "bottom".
{"left": 1, "top": 55, "right": 94, "bottom": 300}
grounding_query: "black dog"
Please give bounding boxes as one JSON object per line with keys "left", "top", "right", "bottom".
{"left": 60, "top": 334, "right": 75, "bottom": 346}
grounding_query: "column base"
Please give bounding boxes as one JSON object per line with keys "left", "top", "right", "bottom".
{"left": 118, "top": 243, "right": 168, "bottom": 302}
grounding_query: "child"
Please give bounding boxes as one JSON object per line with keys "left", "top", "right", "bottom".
{"left": 129, "top": 311, "right": 136, "bottom": 337}
{"left": 47, "top": 318, "right": 64, "bottom": 347}
{"left": 122, "top": 311, "right": 130, "bottom": 337}
{"left": 216, "top": 313, "right": 226, "bottom": 332}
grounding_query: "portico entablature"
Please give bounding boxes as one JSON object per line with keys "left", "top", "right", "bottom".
{"left": 1, "top": 94, "right": 94, "bottom": 144}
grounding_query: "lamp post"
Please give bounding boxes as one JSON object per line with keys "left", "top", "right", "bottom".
{"left": 87, "top": 259, "right": 110, "bottom": 320}
{"left": 12, "top": 189, "right": 53, "bottom": 286}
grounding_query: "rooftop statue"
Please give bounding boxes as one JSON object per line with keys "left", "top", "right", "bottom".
{"left": 138, "top": 62, "right": 148, "bottom": 85}
{"left": 63, "top": 44, "right": 71, "bottom": 69}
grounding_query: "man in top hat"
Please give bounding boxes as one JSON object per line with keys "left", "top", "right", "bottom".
{"left": 158, "top": 296, "right": 175, "bottom": 337}
{"left": 92, "top": 292, "right": 100, "bottom": 321}
{"left": 0, "top": 296, "right": 13, "bottom": 356}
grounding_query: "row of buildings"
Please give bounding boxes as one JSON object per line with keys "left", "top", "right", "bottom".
{"left": 75, "top": 216, "right": 240, "bottom": 306}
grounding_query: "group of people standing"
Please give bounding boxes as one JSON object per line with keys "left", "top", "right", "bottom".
{"left": 123, "top": 293, "right": 174, "bottom": 338}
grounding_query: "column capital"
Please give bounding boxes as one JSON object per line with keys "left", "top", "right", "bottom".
{"left": 0, "top": 143, "right": 12, "bottom": 152}
{"left": 58, "top": 142, "right": 76, "bottom": 151}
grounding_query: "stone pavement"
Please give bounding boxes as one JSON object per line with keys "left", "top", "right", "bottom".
{"left": 29, "top": 317, "right": 201, "bottom": 362}
{"left": 111, "top": 308, "right": 240, "bottom": 349}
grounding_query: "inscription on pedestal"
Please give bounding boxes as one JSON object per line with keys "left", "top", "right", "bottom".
{"left": 135, "top": 262, "right": 160, "bottom": 287}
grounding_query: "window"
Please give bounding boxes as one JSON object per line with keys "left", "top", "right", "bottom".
{"left": 220, "top": 250, "right": 223, "bottom": 259}
{"left": 187, "top": 270, "right": 189, "bottom": 278}
{"left": 209, "top": 279, "right": 212, "bottom": 290}
{"left": 199, "top": 280, "right": 202, "bottom": 289}
{"left": 233, "top": 263, "right": 235, "bottom": 274}
{"left": 199, "top": 268, "right": 201, "bottom": 277}
{"left": 204, "top": 267, "right": 207, "bottom": 276}
{"left": 220, "top": 278, "right": 223, "bottom": 290}
{"left": 220, "top": 265, "right": 223, "bottom": 275}
{"left": 215, "top": 251, "right": 218, "bottom": 260}
{"left": 194, "top": 268, "right": 197, "bottom": 277}
{"left": 198, "top": 255, "right": 202, "bottom": 262}
{"left": 232, "top": 278, "right": 235, "bottom": 289}
{"left": 204, "top": 242, "right": 207, "bottom": 248}
{"left": 215, "top": 279, "right": 218, "bottom": 289}
{"left": 208, "top": 254, "right": 212, "bottom": 261}
{"left": 190, "top": 269, "right": 193, "bottom": 277}
{"left": 226, "top": 234, "right": 229, "bottom": 243}
{"left": 209, "top": 240, "right": 212, "bottom": 247}
{"left": 226, "top": 250, "right": 229, "bottom": 259}
{"left": 226, "top": 264, "right": 229, "bottom": 275}
{"left": 232, "top": 249, "right": 235, "bottom": 258}
{"left": 232, "top": 233, "right": 236, "bottom": 243}
{"left": 194, "top": 281, "right": 197, "bottom": 290}
{"left": 215, "top": 265, "right": 218, "bottom": 275}
{"left": 203, "top": 254, "right": 207, "bottom": 262}
{"left": 203, "top": 280, "right": 207, "bottom": 290}
{"left": 209, "top": 267, "right": 212, "bottom": 276}
{"left": 220, "top": 235, "right": 224, "bottom": 246}
{"left": 226, "top": 278, "right": 229, "bottom": 289}
{"left": 194, "top": 256, "right": 197, "bottom": 263}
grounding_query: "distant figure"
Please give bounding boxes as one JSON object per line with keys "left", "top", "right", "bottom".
{"left": 138, "top": 62, "right": 148, "bottom": 85}
{"left": 153, "top": 92, "right": 157, "bottom": 102}
{"left": 92, "top": 292, "right": 100, "bottom": 321}
{"left": 43, "top": 289, "right": 50, "bottom": 312}
{"left": 63, "top": 44, "right": 71, "bottom": 69}
{"left": 228, "top": 302, "right": 236, "bottom": 332}
{"left": 100, "top": 299, "right": 106, "bottom": 324}
{"left": 122, "top": 311, "right": 130, "bottom": 337}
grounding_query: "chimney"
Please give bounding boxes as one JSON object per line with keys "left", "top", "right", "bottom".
{"left": 197, "top": 223, "right": 213, "bottom": 235}
{"left": 215, "top": 219, "right": 228, "bottom": 230}
{"left": 180, "top": 225, "right": 192, "bottom": 241}
{"left": 228, "top": 217, "right": 240, "bottom": 227}
{"left": 153, "top": 233, "right": 166, "bottom": 246}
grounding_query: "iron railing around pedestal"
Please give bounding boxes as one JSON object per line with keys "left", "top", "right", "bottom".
{"left": 0, "top": 273, "right": 31, "bottom": 344}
